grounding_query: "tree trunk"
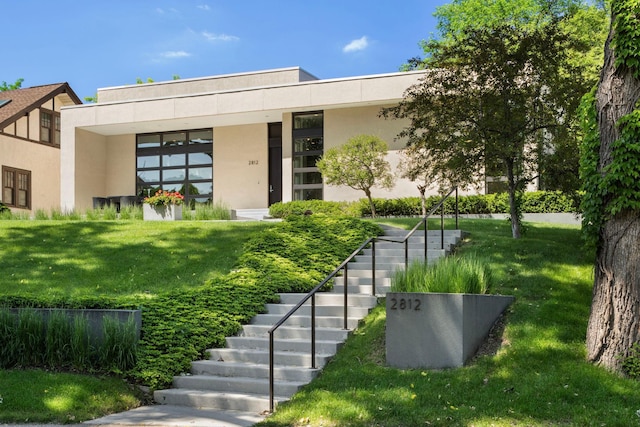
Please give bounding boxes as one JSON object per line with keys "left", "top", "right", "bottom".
{"left": 586, "top": 14, "right": 640, "bottom": 372}
{"left": 365, "top": 189, "right": 376, "bottom": 218}
{"left": 506, "top": 161, "right": 521, "bottom": 239}
{"left": 418, "top": 185, "right": 427, "bottom": 217}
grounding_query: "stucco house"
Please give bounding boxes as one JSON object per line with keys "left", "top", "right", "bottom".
{"left": 0, "top": 83, "right": 82, "bottom": 212}
{"left": 60, "top": 67, "right": 438, "bottom": 214}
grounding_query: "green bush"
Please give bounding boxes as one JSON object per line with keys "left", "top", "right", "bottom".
{"left": 391, "top": 255, "right": 492, "bottom": 294}
{"left": 269, "top": 200, "right": 352, "bottom": 218}
{"left": 353, "top": 191, "right": 581, "bottom": 217}
{"left": 622, "top": 342, "right": 640, "bottom": 380}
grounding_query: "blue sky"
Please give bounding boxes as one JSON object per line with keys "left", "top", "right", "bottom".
{"left": 1, "top": 1, "right": 447, "bottom": 100}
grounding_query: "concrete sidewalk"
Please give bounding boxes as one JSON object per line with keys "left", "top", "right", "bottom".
{"left": 83, "top": 405, "right": 265, "bottom": 426}
{"left": 2, "top": 405, "right": 265, "bottom": 427}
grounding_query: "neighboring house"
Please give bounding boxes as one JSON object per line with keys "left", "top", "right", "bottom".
{"left": 0, "top": 83, "right": 82, "bottom": 212}
{"left": 60, "top": 67, "right": 453, "bottom": 213}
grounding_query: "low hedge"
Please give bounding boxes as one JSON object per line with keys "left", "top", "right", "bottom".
{"left": 270, "top": 191, "right": 582, "bottom": 218}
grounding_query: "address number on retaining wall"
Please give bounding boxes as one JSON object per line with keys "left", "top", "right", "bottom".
{"left": 389, "top": 297, "right": 421, "bottom": 311}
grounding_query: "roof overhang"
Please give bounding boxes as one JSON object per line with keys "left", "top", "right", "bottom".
{"left": 62, "top": 70, "right": 427, "bottom": 136}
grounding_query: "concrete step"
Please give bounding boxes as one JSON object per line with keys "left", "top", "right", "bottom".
{"left": 332, "top": 284, "right": 392, "bottom": 297}
{"left": 154, "top": 388, "right": 280, "bottom": 413}
{"left": 374, "top": 240, "right": 456, "bottom": 250}
{"left": 277, "top": 293, "right": 378, "bottom": 308}
{"left": 206, "top": 348, "right": 332, "bottom": 368}
{"left": 250, "top": 313, "right": 361, "bottom": 329}
{"left": 357, "top": 248, "right": 448, "bottom": 259}
{"left": 380, "top": 227, "right": 465, "bottom": 238}
{"left": 190, "top": 360, "right": 320, "bottom": 382}
{"left": 172, "top": 375, "right": 303, "bottom": 397}
{"left": 264, "top": 303, "right": 371, "bottom": 318}
{"left": 225, "top": 336, "right": 343, "bottom": 354}
{"left": 240, "top": 324, "right": 351, "bottom": 341}
{"left": 231, "top": 208, "right": 270, "bottom": 221}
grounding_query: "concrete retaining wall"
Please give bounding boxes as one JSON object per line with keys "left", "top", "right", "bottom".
{"left": 386, "top": 293, "right": 514, "bottom": 369}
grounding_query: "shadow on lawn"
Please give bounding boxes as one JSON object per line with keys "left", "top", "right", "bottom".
{"left": 0, "top": 221, "right": 269, "bottom": 302}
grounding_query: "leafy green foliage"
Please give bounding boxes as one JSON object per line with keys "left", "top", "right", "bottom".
{"left": 268, "top": 200, "right": 354, "bottom": 218}
{"left": 580, "top": 84, "right": 640, "bottom": 247}
{"left": 612, "top": 0, "right": 640, "bottom": 78}
{"left": 388, "top": 20, "right": 588, "bottom": 238}
{"left": 578, "top": 89, "right": 603, "bottom": 247}
{"left": 0, "top": 78, "right": 24, "bottom": 91}
{"left": 270, "top": 192, "right": 580, "bottom": 219}
{"left": 317, "top": 134, "right": 393, "bottom": 217}
{"left": 621, "top": 342, "right": 640, "bottom": 379}
{"left": 391, "top": 255, "right": 492, "bottom": 294}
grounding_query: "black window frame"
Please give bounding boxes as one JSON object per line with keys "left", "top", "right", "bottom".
{"left": 292, "top": 111, "right": 324, "bottom": 201}
{"left": 136, "top": 129, "right": 213, "bottom": 207}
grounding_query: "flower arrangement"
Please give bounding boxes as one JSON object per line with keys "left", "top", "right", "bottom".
{"left": 143, "top": 190, "right": 185, "bottom": 206}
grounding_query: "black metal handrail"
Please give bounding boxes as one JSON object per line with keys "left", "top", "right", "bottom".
{"left": 267, "top": 187, "right": 458, "bottom": 413}
{"left": 376, "top": 186, "right": 459, "bottom": 270}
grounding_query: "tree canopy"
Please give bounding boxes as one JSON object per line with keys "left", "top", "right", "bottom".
{"left": 0, "top": 78, "right": 24, "bottom": 92}
{"left": 390, "top": 0, "right": 607, "bottom": 237}
{"left": 316, "top": 134, "right": 393, "bottom": 218}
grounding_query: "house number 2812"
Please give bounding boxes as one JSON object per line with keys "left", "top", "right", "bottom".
{"left": 389, "top": 297, "right": 421, "bottom": 311}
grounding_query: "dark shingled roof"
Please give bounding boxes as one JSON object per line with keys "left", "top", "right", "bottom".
{"left": 0, "top": 83, "right": 82, "bottom": 130}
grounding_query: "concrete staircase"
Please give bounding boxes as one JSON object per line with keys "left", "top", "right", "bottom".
{"left": 153, "top": 225, "right": 464, "bottom": 415}
{"left": 231, "top": 208, "right": 271, "bottom": 221}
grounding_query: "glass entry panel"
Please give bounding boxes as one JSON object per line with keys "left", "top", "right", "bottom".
{"left": 292, "top": 112, "right": 323, "bottom": 200}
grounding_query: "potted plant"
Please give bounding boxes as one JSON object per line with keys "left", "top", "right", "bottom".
{"left": 143, "top": 190, "right": 184, "bottom": 221}
{"left": 386, "top": 255, "right": 514, "bottom": 369}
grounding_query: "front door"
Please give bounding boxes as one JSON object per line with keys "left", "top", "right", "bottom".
{"left": 268, "top": 123, "right": 282, "bottom": 206}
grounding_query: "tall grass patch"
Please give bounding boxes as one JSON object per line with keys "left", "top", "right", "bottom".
{"left": 392, "top": 255, "right": 492, "bottom": 294}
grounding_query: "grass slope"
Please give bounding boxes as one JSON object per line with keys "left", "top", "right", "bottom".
{"left": 259, "top": 219, "right": 640, "bottom": 427}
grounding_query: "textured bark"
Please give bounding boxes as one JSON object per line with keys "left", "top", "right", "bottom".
{"left": 586, "top": 14, "right": 640, "bottom": 371}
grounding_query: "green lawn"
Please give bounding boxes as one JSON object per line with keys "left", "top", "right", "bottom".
{"left": 259, "top": 219, "right": 640, "bottom": 427}
{"left": 0, "top": 220, "right": 270, "bottom": 299}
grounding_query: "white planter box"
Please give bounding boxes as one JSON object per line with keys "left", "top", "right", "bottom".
{"left": 386, "top": 292, "right": 514, "bottom": 369}
{"left": 143, "top": 204, "right": 183, "bottom": 221}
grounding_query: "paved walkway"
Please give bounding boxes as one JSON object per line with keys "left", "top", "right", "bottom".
{"left": 2, "top": 405, "right": 265, "bottom": 427}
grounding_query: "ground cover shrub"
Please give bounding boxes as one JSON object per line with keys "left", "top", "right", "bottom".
{"left": 130, "top": 215, "right": 382, "bottom": 388}
{"left": 268, "top": 200, "right": 353, "bottom": 218}
{"left": 391, "top": 255, "right": 492, "bottom": 294}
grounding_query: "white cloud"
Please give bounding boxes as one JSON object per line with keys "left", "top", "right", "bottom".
{"left": 160, "top": 51, "right": 191, "bottom": 59}
{"left": 197, "top": 4, "right": 210, "bottom": 11}
{"left": 343, "top": 36, "right": 369, "bottom": 53}
{"left": 202, "top": 31, "right": 239, "bottom": 42}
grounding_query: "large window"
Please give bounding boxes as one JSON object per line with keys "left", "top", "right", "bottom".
{"left": 136, "top": 129, "right": 213, "bottom": 207}
{"left": 40, "top": 109, "right": 60, "bottom": 145}
{"left": 293, "top": 112, "right": 323, "bottom": 200}
{"left": 2, "top": 166, "right": 31, "bottom": 209}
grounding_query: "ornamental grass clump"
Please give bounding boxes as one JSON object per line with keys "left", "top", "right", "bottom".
{"left": 143, "top": 190, "right": 184, "bottom": 206}
{"left": 391, "top": 254, "right": 492, "bottom": 294}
